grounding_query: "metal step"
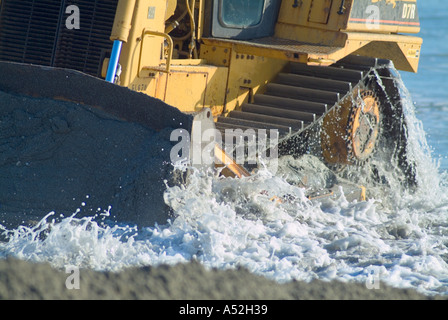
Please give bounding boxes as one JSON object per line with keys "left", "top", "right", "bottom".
{"left": 228, "top": 110, "right": 304, "bottom": 131}
{"left": 217, "top": 116, "right": 292, "bottom": 134}
{"left": 215, "top": 121, "right": 257, "bottom": 133}
{"left": 290, "top": 63, "right": 364, "bottom": 83}
{"left": 266, "top": 83, "right": 340, "bottom": 105}
{"left": 334, "top": 55, "right": 391, "bottom": 71}
{"left": 254, "top": 94, "right": 328, "bottom": 114}
{"left": 276, "top": 73, "right": 352, "bottom": 94}
{"left": 241, "top": 103, "right": 316, "bottom": 123}
{"left": 216, "top": 56, "right": 376, "bottom": 152}
{"left": 215, "top": 122, "right": 283, "bottom": 141}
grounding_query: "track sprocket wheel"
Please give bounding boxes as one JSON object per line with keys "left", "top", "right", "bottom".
{"left": 321, "top": 89, "right": 381, "bottom": 165}
{"left": 346, "top": 90, "right": 381, "bottom": 163}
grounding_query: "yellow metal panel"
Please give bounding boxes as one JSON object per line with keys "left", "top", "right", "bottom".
{"left": 346, "top": 22, "right": 420, "bottom": 34}
{"left": 351, "top": 41, "right": 421, "bottom": 72}
{"left": 129, "top": 76, "right": 158, "bottom": 96}
{"left": 277, "top": 0, "right": 351, "bottom": 32}
{"left": 274, "top": 23, "right": 348, "bottom": 47}
{"left": 202, "top": 37, "right": 311, "bottom": 64}
{"left": 165, "top": 71, "right": 208, "bottom": 112}
{"left": 225, "top": 51, "right": 288, "bottom": 114}
{"left": 160, "top": 64, "right": 228, "bottom": 116}
{"left": 202, "top": 29, "right": 421, "bottom": 72}
{"left": 138, "top": 1, "right": 167, "bottom": 72}
{"left": 308, "top": 0, "right": 333, "bottom": 24}
{"left": 275, "top": 0, "right": 351, "bottom": 46}
{"left": 202, "top": 67, "right": 228, "bottom": 117}
{"left": 276, "top": 0, "right": 421, "bottom": 48}
{"left": 165, "top": 0, "right": 177, "bottom": 20}
{"left": 118, "top": 0, "right": 168, "bottom": 87}
{"left": 111, "top": 0, "right": 137, "bottom": 42}
{"left": 345, "top": 0, "right": 420, "bottom": 34}
{"left": 347, "top": 32, "right": 422, "bottom": 72}
{"left": 278, "top": 0, "right": 313, "bottom": 26}
{"left": 200, "top": 43, "right": 232, "bottom": 67}
{"left": 139, "top": 29, "right": 174, "bottom": 75}
{"left": 170, "top": 59, "right": 207, "bottom": 66}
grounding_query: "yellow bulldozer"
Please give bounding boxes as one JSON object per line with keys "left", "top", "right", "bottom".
{"left": 0, "top": 0, "right": 423, "bottom": 222}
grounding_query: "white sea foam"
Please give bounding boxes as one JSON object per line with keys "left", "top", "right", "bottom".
{"left": 1, "top": 69, "right": 448, "bottom": 297}
{"left": 1, "top": 160, "right": 448, "bottom": 296}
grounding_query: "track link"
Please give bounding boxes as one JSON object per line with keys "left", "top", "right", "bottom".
{"left": 215, "top": 55, "right": 391, "bottom": 159}
{"left": 215, "top": 54, "right": 417, "bottom": 187}
{"left": 217, "top": 55, "right": 389, "bottom": 136}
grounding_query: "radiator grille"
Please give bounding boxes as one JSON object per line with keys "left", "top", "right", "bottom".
{"left": 0, "top": 0, "right": 118, "bottom": 77}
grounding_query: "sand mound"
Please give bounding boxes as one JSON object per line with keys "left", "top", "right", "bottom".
{"left": 0, "top": 90, "right": 181, "bottom": 228}
{"left": 0, "top": 258, "right": 435, "bottom": 300}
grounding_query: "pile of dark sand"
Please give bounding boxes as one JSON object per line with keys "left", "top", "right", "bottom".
{"left": 0, "top": 258, "right": 436, "bottom": 300}
{"left": 0, "top": 90, "right": 180, "bottom": 229}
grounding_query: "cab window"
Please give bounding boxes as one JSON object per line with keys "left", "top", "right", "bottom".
{"left": 206, "top": 0, "right": 281, "bottom": 40}
{"left": 220, "top": 0, "right": 265, "bottom": 28}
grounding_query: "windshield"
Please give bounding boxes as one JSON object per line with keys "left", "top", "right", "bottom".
{"left": 220, "top": 0, "right": 265, "bottom": 28}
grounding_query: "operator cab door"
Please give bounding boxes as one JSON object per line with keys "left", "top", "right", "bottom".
{"left": 206, "top": 0, "right": 282, "bottom": 40}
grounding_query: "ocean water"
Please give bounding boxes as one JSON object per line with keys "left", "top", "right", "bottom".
{"left": 401, "top": 0, "right": 448, "bottom": 172}
{"left": 1, "top": 1, "right": 448, "bottom": 297}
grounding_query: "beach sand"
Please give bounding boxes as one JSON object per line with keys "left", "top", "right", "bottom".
{"left": 0, "top": 257, "right": 437, "bottom": 300}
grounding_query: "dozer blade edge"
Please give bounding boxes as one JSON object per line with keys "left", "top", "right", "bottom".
{"left": 0, "top": 61, "right": 249, "bottom": 177}
{"left": 0, "top": 61, "right": 231, "bottom": 168}
{"left": 0, "top": 61, "right": 196, "bottom": 134}
{"left": 0, "top": 61, "right": 234, "bottom": 228}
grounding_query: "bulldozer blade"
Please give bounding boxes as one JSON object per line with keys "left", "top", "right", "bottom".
{"left": 0, "top": 61, "right": 221, "bottom": 171}
{"left": 0, "top": 61, "right": 217, "bottom": 228}
{"left": 0, "top": 61, "right": 195, "bottom": 133}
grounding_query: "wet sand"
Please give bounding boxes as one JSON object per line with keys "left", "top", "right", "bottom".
{"left": 0, "top": 257, "right": 438, "bottom": 300}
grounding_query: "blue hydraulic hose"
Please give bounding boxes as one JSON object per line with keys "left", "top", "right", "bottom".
{"left": 106, "top": 40, "right": 123, "bottom": 83}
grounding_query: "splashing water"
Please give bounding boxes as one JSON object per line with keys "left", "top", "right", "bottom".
{"left": 1, "top": 68, "right": 448, "bottom": 297}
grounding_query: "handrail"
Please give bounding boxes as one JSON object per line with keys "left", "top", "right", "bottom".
{"left": 106, "top": 40, "right": 123, "bottom": 83}
{"left": 139, "top": 29, "right": 173, "bottom": 74}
